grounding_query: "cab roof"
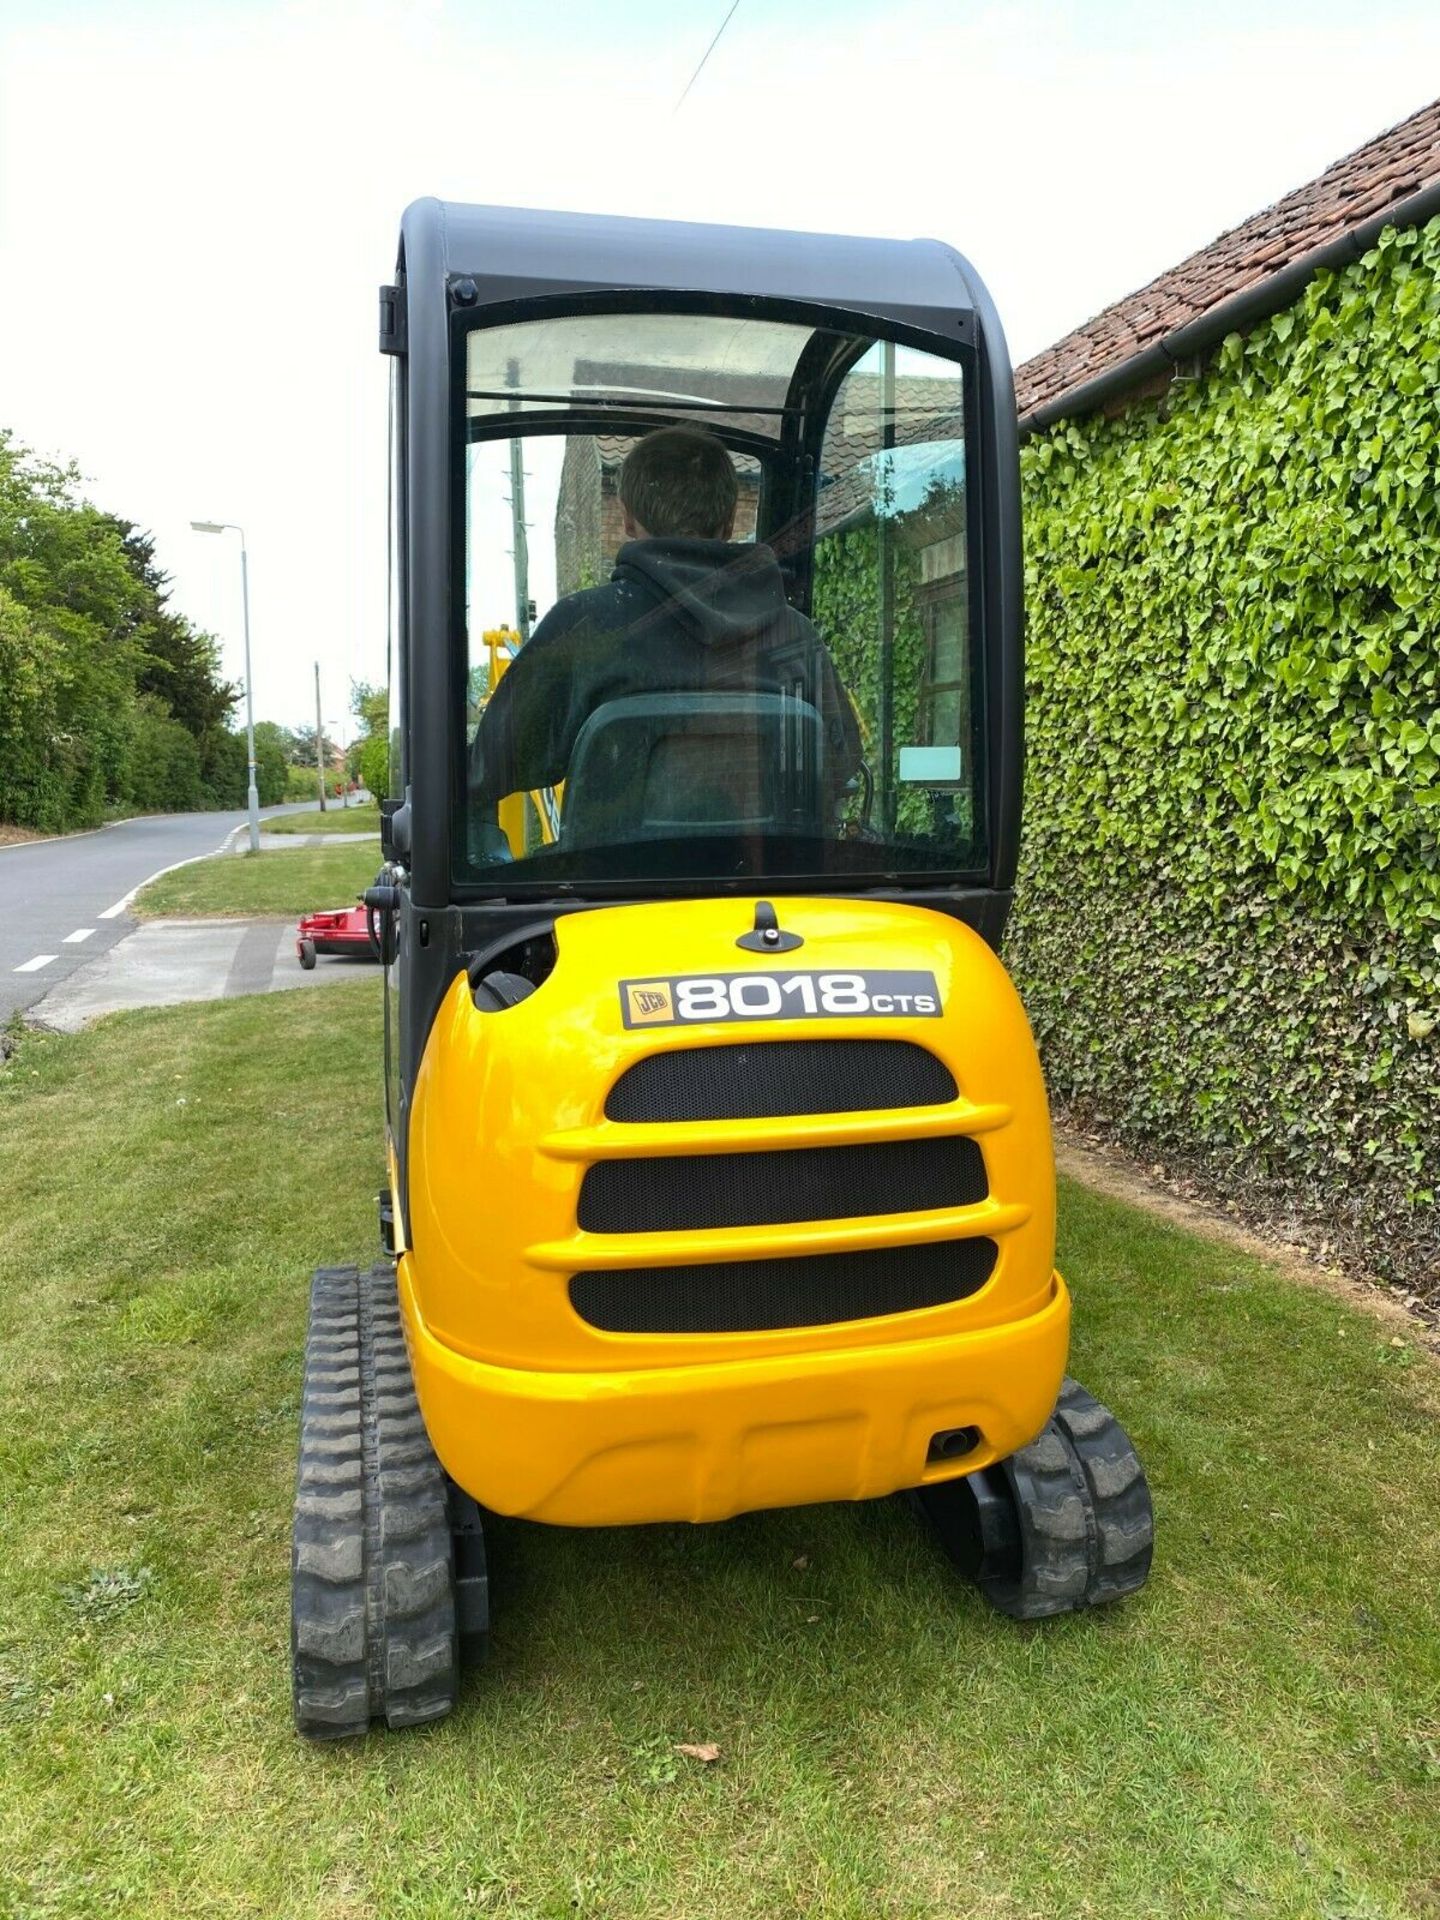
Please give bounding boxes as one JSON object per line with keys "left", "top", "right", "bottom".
{"left": 399, "top": 198, "right": 983, "bottom": 342}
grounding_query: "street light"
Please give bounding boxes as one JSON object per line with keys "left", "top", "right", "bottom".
{"left": 190, "top": 519, "right": 260, "bottom": 854}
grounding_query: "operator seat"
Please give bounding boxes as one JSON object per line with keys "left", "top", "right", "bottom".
{"left": 557, "top": 692, "right": 826, "bottom": 851}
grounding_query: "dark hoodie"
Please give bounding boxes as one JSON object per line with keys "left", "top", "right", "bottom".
{"left": 471, "top": 539, "right": 862, "bottom": 810}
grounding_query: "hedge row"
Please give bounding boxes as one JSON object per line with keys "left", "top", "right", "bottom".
{"left": 1010, "top": 218, "right": 1440, "bottom": 1298}
{"left": 0, "top": 434, "right": 284, "bottom": 831}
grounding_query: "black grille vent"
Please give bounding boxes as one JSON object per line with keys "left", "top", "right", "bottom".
{"left": 605, "top": 1040, "right": 957, "bottom": 1123}
{"left": 579, "top": 1137, "right": 986, "bottom": 1234}
{"left": 570, "top": 1238, "right": 998, "bottom": 1334}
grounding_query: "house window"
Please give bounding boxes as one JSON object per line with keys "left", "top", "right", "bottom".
{"left": 920, "top": 585, "right": 968, "bottom": 748}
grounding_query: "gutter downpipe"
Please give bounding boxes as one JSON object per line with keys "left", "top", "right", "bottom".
{"left": 1019, "top": 174, "right": 1440, "bottom": 440}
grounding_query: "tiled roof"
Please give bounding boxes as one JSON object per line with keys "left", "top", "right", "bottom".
{"left": 591, "top": 434, "right": 763, "bottom": 482}
{"left": 817, "top": 376, "right": 964, "bottom": 532}
{"left": 592, "top": 378, "right": 958, "bottom": 526}
{"left": 1015, "top": 98, "right": 1440, "bottom": 425}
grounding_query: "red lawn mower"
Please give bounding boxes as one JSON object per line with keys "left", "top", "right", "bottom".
{"left": 295, "top": 902, "right": 383, "bottom": 969}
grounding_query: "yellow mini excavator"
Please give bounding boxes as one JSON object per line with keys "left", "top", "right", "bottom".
{"left": 289, "top": 200, "right": 1153, "bottom": 1737}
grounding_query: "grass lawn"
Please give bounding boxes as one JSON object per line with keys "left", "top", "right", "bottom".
{"left": 1, "top": 986, "right": 1437, "bottom": 1919}
{"left": 133, "top": 842, "right": 382, "bottom": 919}
{"left": 266, "top": 805, "right": 382, "bottom": 837}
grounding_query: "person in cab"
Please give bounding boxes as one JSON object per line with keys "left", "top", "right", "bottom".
{"left": 470, "top": 425, "right": 861, "bottom": 815}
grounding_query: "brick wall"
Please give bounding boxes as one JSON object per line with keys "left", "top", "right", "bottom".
{"left": 555, "top": 437, "right": 759, "bottom": 593}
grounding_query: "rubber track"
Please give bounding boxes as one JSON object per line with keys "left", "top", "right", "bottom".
{"left": 983, "top": 1378, "right": 1154, "bottom": 1620}
{"left": 291, "top": 1264, "right": 459, "bottom": 1738}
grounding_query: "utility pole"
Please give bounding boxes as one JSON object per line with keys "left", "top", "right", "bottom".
{"left": 509, "top": 436, "right": 531, "bottom": 642}
{"left": 314, "top": 661, "right": 327, "bottom": 812}
{"left": 505, "top": 355, "right": 531, "bottom": 642}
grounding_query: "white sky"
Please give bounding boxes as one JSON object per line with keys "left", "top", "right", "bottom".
{"left": 1, "top": 0, "right": 1437, "bottom": 729}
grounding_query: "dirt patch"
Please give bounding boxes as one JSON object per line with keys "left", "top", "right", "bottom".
{"left": 1056, "top": 1123, "right": 1440, "bottom": 1356}
{"left": 0, "top": 824, "right": 51, "bottom": 847}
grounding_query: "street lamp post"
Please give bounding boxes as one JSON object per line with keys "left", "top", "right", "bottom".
{"left": 191, "top": 519, "right": 260, "bottom": 853}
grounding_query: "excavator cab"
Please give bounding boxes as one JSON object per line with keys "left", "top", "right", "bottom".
{"left": 289, "top": 201, "right": 1153, "bottom": 1739}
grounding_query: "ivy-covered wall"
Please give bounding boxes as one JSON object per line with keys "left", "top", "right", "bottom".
{"left": 813, "top": 514, "right": 974, "bottom": 842}
{"left": 812, "top": 523, "right": 925, "bottom": 835}
{"left": 1010, "top": 217, "right": 1440, "bottom": 1299}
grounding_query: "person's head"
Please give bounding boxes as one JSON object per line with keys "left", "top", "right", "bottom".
{"left": 618, "top": 426, "right": 738, "bottom": 541}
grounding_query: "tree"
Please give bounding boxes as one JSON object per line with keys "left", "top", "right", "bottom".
{"left": 349, "top": 678, "right": 390, "bottom": 799}
{"left": 0, "top": 431, "right": 252, "bottom": 829}
{"left": 252, "top": 720, "right": 289, "bottom": 806}
{"left": 287, "top": 724, "right": 322, "bottom": 766}
{"left": 199, "top": 726, "right": 247, "bottom": 808}
{"left": 0, "top": 433, "right": 147, "bottom": 825}
{"left": 357, "top": 731, "right": 389, "bottom": 801}
{"left": 128, "top": 700, "right": 203, "bottom": 813}
{"left": 110, "top": 520, "right": 237, "bottom": 736}
{"left": 0, "top": 585, "right": 66, "bottom": 830}
{"left": 351, "top": 678, "right": 388, "bottom": 736}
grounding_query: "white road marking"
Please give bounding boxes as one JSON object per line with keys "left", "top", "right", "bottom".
{"left": 64, "top": 928, "right": 96, "bottom": 943}
{"left": 97, "top": 825, "right": 247, "bottom": 923}
{"left": 14, "top": 954, "right": 56, "bottom": 973}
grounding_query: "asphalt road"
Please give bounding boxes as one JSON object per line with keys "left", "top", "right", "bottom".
{"left": 1, "top": 806, "right": 309, "bottom": 1022}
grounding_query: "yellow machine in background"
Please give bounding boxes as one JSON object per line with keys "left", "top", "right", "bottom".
{"left": 477, "top": 626, "right": 561, "bottom": 858}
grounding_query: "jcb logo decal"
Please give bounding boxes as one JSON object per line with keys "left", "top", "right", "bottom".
{"left": 624, "top": 982, "right": 676, "bottom": 1026}
{"left": 618, "top": 970, "right": 942, "bottom": 1028}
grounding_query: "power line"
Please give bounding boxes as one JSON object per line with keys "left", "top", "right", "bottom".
{"left": 674, "top": 0, "right": 740, "bottom": 113}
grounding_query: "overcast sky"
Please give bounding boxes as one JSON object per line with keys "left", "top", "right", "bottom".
{"left": 1, "top": 0, "right": 1437, "bottom": 729}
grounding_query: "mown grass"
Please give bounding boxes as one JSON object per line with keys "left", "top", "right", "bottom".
{"left": 133, "top": 842, "right": 382, "bottom": 919}
{"left": 0, "top": 985, "right": 1437, "bottom": 1919}
{"left": 265, "top": 805, "right": 381, "bottom": 837}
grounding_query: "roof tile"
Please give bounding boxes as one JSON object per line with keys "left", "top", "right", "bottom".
{"left": 1016, "top": 98, "right": 1440, "bottom": 422}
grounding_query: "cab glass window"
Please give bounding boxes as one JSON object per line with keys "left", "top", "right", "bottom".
{"left": 455, "top": 310, "right": 981, "bottom": 890}
{"left": 813, "top": 340, "right": 975, "bottom": 851}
